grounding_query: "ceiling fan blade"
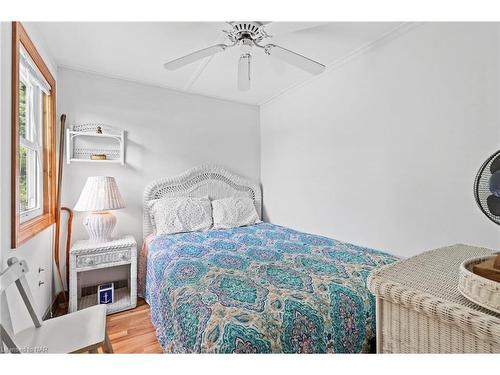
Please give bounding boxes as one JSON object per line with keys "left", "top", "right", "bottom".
{"left": 263, "top": 22, "right": 327, "bottom": 37}
{"left": 264, "top": 44, "right": 325, "bottom": 75}
{"left": 164, "top": 44, "right": 228, "bottom": 70}
{"left": 237, "top": 53, "right": 251, "bottom": 91}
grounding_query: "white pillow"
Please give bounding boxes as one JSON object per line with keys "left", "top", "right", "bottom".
{"left": 148, "top": 196, "right": 212, "bottom": 235}
{"left": 212, "top": 197, "right": 260, "bottom": 229}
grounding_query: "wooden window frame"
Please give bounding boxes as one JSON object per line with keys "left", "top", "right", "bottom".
{"left": 11, "top": 22, "right": 56, "bottom": 248}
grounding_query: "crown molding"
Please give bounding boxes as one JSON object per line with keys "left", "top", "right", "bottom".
{"left": 259, "top": 22, "right": 422, "bottom": 107}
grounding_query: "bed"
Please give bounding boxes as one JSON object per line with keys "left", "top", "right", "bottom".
{"left": 141, "top": 165, "right": 398, "bottom": 353}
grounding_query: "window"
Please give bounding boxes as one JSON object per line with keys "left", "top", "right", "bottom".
{"left": 11, "top": 22, "right": 56, "bottom": 248}
{"left": 19, "top": 48, "right": 46, "bottom": 222}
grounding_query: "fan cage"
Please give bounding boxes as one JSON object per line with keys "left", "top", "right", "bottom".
{"left": 474, "top": 150, "right": 500, "bottom": 225}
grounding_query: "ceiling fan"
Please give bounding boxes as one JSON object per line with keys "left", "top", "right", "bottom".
{"left": 163, "top": 21, "right": 326, "bottom": 91}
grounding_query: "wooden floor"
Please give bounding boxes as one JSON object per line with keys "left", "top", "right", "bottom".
{"left": 105, "top": 298, "right": 163, "bottom": 353}
{"left": 55, "top": 297, "right": 162, "bottom": 353}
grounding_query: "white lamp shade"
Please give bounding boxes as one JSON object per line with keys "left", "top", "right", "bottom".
{"left": 74, "top": 176, "right": 125, "bottom": 212}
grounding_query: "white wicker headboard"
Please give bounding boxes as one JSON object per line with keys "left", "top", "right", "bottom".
{"left": 143, "top": 165, "right": 262, "bottom": 239}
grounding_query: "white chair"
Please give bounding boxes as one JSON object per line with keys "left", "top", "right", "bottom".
{"left": 0, "top": 257, "right": 113, "bottom": 354}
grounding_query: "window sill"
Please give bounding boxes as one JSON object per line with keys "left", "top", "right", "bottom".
{"left": 14, "top": 213, "right": 55, "bottom": 248}
{"left": 20, "top": 207, "right": 43, "bottom": 223}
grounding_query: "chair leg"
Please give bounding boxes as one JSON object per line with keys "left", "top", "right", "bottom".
{"left": 103, "top": 333, "right": 113, "bottom": 354}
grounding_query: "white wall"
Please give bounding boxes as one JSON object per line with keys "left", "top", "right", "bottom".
{"left": 58, "top": 68, "right": 260, "bottom": 282}
{"left": 0, "top": 22, "right": 59, "bottom": 333}
{"left": 261, "top": 23, "right": 500, "bottom": 257}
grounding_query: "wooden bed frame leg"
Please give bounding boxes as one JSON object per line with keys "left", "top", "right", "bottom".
{"left": 104, "top": 333, "right": 113, "bottom": 354}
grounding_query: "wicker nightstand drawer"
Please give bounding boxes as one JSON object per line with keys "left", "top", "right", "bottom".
{"left": 76, "top": 249, "right": 131, "bottom": 268}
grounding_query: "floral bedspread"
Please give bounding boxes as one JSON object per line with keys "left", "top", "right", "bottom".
{"left": 145, "top": 223, "right": 398, "bottom": 353}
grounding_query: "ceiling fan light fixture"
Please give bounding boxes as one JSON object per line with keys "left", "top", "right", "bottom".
{"left": 237, "top": 53, "right": 251, "bottom": 91}
{"left": 239, "top": 38, "right": 254, "bottom": 53}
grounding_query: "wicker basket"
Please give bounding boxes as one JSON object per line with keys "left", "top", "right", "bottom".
{"left": 459, "top": 256, "right": 500, "bottom": 314}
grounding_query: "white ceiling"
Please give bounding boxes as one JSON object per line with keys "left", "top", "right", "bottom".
{"left": 29, "top": 22, "right": 401, "bottom": 105}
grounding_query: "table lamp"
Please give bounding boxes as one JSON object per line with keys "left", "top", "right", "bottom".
{"left": 74, "top": 176, "right": 125, "bottom": 243}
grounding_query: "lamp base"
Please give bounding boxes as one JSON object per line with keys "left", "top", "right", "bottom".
{"left": 84, "top": 211, "right": 116, "bottom": 243}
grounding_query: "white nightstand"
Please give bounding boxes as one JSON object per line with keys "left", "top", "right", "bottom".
{"left": 69, "top": 235, "right": 137, "bottom": 315}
